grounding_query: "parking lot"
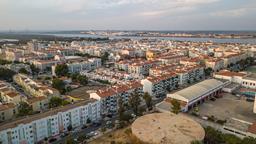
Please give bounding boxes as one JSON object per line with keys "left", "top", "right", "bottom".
{"left": 195, "top": 93, "right": 256, "bottom": 123}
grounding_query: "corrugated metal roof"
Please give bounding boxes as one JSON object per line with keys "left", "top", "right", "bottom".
{"left": 173, "top": 79, "right": 224, "bottom": 101}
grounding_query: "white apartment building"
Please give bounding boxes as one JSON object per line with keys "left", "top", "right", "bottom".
{"left": 141, "top": 72, "right": 179, "bottom": 97}
{"left": 130, "top": 61, "right": 161, "bottom": 76}
{"left": 175, "top": 65, "right": 205, "bottom": 85}
{"left": 0, "top": 100, "right": 101, "bottom": 144}
{"left": 205, "top": 58, "right": 225, "bottom": 72}
{"left": 31, "top": 59, "right": 59, "bottom": 71}
{"left": 90, "top": 81, "right": 143, "bottom": 115}
{"left": 221, "top": 52, "right": 249, "bottom": 67}
{"left": 52, "top": 58, "right": 101, "bottom": 75}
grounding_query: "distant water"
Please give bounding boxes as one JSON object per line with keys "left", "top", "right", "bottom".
{"left": 0, "top": 39, "right": 19, "bottom": 42}
{"left": 48, "top": 33, "right": 256, "bottom": 44}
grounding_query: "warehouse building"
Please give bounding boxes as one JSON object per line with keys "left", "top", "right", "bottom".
{"left": 167, "top": 79, "right": 228, "bottom": 112}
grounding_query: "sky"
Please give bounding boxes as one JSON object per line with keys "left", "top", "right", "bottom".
{"left": 0, "top": 0, "right": 256, "bottom": 31}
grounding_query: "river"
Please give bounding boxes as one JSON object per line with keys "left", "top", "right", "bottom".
{"left": 48, "top": 33, "right": 256, "bottom": 44}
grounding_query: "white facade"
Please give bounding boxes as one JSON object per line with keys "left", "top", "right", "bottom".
{"left": 214, "top": 71, "right": 256, "bottom": 89}
{"left": 0, "top": 100, "right": 101, "bottom": 144}
{"left": 90, "top": 82, "right": 143, "bottom": 115}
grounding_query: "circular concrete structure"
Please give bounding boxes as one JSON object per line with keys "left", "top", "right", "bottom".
{"left": 131, "top": 113, "right": 205, "bottom": 144}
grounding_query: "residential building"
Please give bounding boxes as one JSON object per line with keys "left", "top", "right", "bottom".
{"left": 141, "top": 72, "right": 179, "bottom": 97}
{"left": 214, "top": 70, "right": 256, "bottom": 89}
{"left": 90, "top": 81, "right": 143, "bottom": 115}
{"left": 0, "top": 103, "right": 17, "bottom": 122}
{"left": 205, "top": 58, "right": 225, "bottom": 72}
{"left": 26, "top": 96, "right": 49, "bottom": 112}
{"left": 0, "top": 100, "right": 100, "bottom": 144}
{"left": 13, "top": 74, "right": 60, "bottom": 98}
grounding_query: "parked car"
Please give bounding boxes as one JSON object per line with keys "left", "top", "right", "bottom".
{"left": 92, "top": 122, "right": 101, "bottom": 127}
{"left": 81, "top": 125, "right": 88, "bottom": 129}
{"left": 202, "top": 116, "right": 208, "bottom": 120}
{"left": 48, "top": 138, "right": 57, "bottom": 143}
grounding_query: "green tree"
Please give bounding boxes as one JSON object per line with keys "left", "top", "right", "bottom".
{"left": 19, "top": 68, "right": 29, "bottom": 75}
{"left": 191, "top": 140, "right": 202, "bottom": 144}
{"left": 0, "top": 68, "right": 16, "bottom": 81}
{"left": 204, "top": 126, "right": 224, "bottom": 144}
{"left": 30, "top": 64, "right": 40, "bottom": 75}
{"left": 143, "top": 92, "right": 152, "bottom": 110}
{"left": 52, "top": 78, "right": 66, "bottom": 94}
{"left": 18, "top": 102, "right": 33, "bottom": 116}
{"left": 0, "top": 59, "right": 12, "bottom": 65}
{"left": 65, "top": 135, "right": 74, "bottom": 144}
{"left": 171, "top": 99, "right": 181, "bottom": 114}
{"left": 101, "top": 52, "right": 109, "bottom": 64}
{"left": 222, "top": 134, "right": 241, "bottom": 144}
{"left": 71, "top": 73, "right": 88, "bottom": 86}
{"left": 204, "top": 67, "right": 213, "bottom": 77}
{"left": 55, "top": 64, "right": 69, "bottom": 77}
{"left": 49, "top": 97, "right": 63, "bottom": 108}
{"left": 241, "top": 137, "right": 256, "bottom": 144}
{"left": 128, "top": 91, "right": 141, "bottom": 116}
{"left": 86, "top": 118, "right": 91, "bottom": 124}
{"left": 76, "top": 75, "right": 88, "bottom": 86}
{"left": 67, "top": 124, "right": 73, "bottom": 132}
{"left": 118, "top": 98, "right": 125, "bottom": 121}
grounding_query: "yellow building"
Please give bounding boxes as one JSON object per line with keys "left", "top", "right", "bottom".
{"left": 26, "top": 96, "right": 49, "bottom": 112}
{"left": 0, "top": 88, "right": 22, "bottom": 104}
{"left": 146, "top": 50, "right": 161, "bottom": 60}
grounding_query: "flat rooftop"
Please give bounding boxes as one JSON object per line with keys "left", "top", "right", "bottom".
{"left": 169, "top": 79, "right": 224, "bottom": 101}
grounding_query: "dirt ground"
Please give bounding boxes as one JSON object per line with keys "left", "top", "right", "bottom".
{"left": 67, "top": 85, "right": 105, "bottom": 100}
{"left": 196, "top": 93, "right": 256, "bottom": 123}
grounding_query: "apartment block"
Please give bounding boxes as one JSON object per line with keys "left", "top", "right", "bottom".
{"left": 90, "top": 81, "right": 143, "bottom": 115}
{"left": 141, "top": 72, "right": 179, "bottom": 97}
{"left": 0, "top": 100, "right": 100, "bottom": 144}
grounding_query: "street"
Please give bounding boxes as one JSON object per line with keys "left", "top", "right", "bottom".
{"left": 52, "top": 97, "right": 164, "bottom": 144}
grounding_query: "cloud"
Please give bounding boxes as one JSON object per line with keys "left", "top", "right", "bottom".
{"left": 210, "top": 8, "right": 251, "bottom": 17}
{"left": 137, "top": 0, "right": 220, "bottom": 17}
{"left": 0, "top": 0, "right": 256, "bottom": 30}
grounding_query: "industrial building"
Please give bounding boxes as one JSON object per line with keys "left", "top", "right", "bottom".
{"left": 167, "top": 79, "right": 228, "bottom": 112}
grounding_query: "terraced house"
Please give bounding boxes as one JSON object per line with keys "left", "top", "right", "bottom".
{"left": 13, "top": 74, "right": 60, "bottom": 98}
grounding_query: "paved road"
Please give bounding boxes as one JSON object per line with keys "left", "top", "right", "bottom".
{"left": 52, "top": 97, "right": 164, "bottom": 144}
{"left": 184, "top": 114, "right": 236, "bottom": 135}
{"left": 53, "top": 125, "right": 102, "bottom": 144}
